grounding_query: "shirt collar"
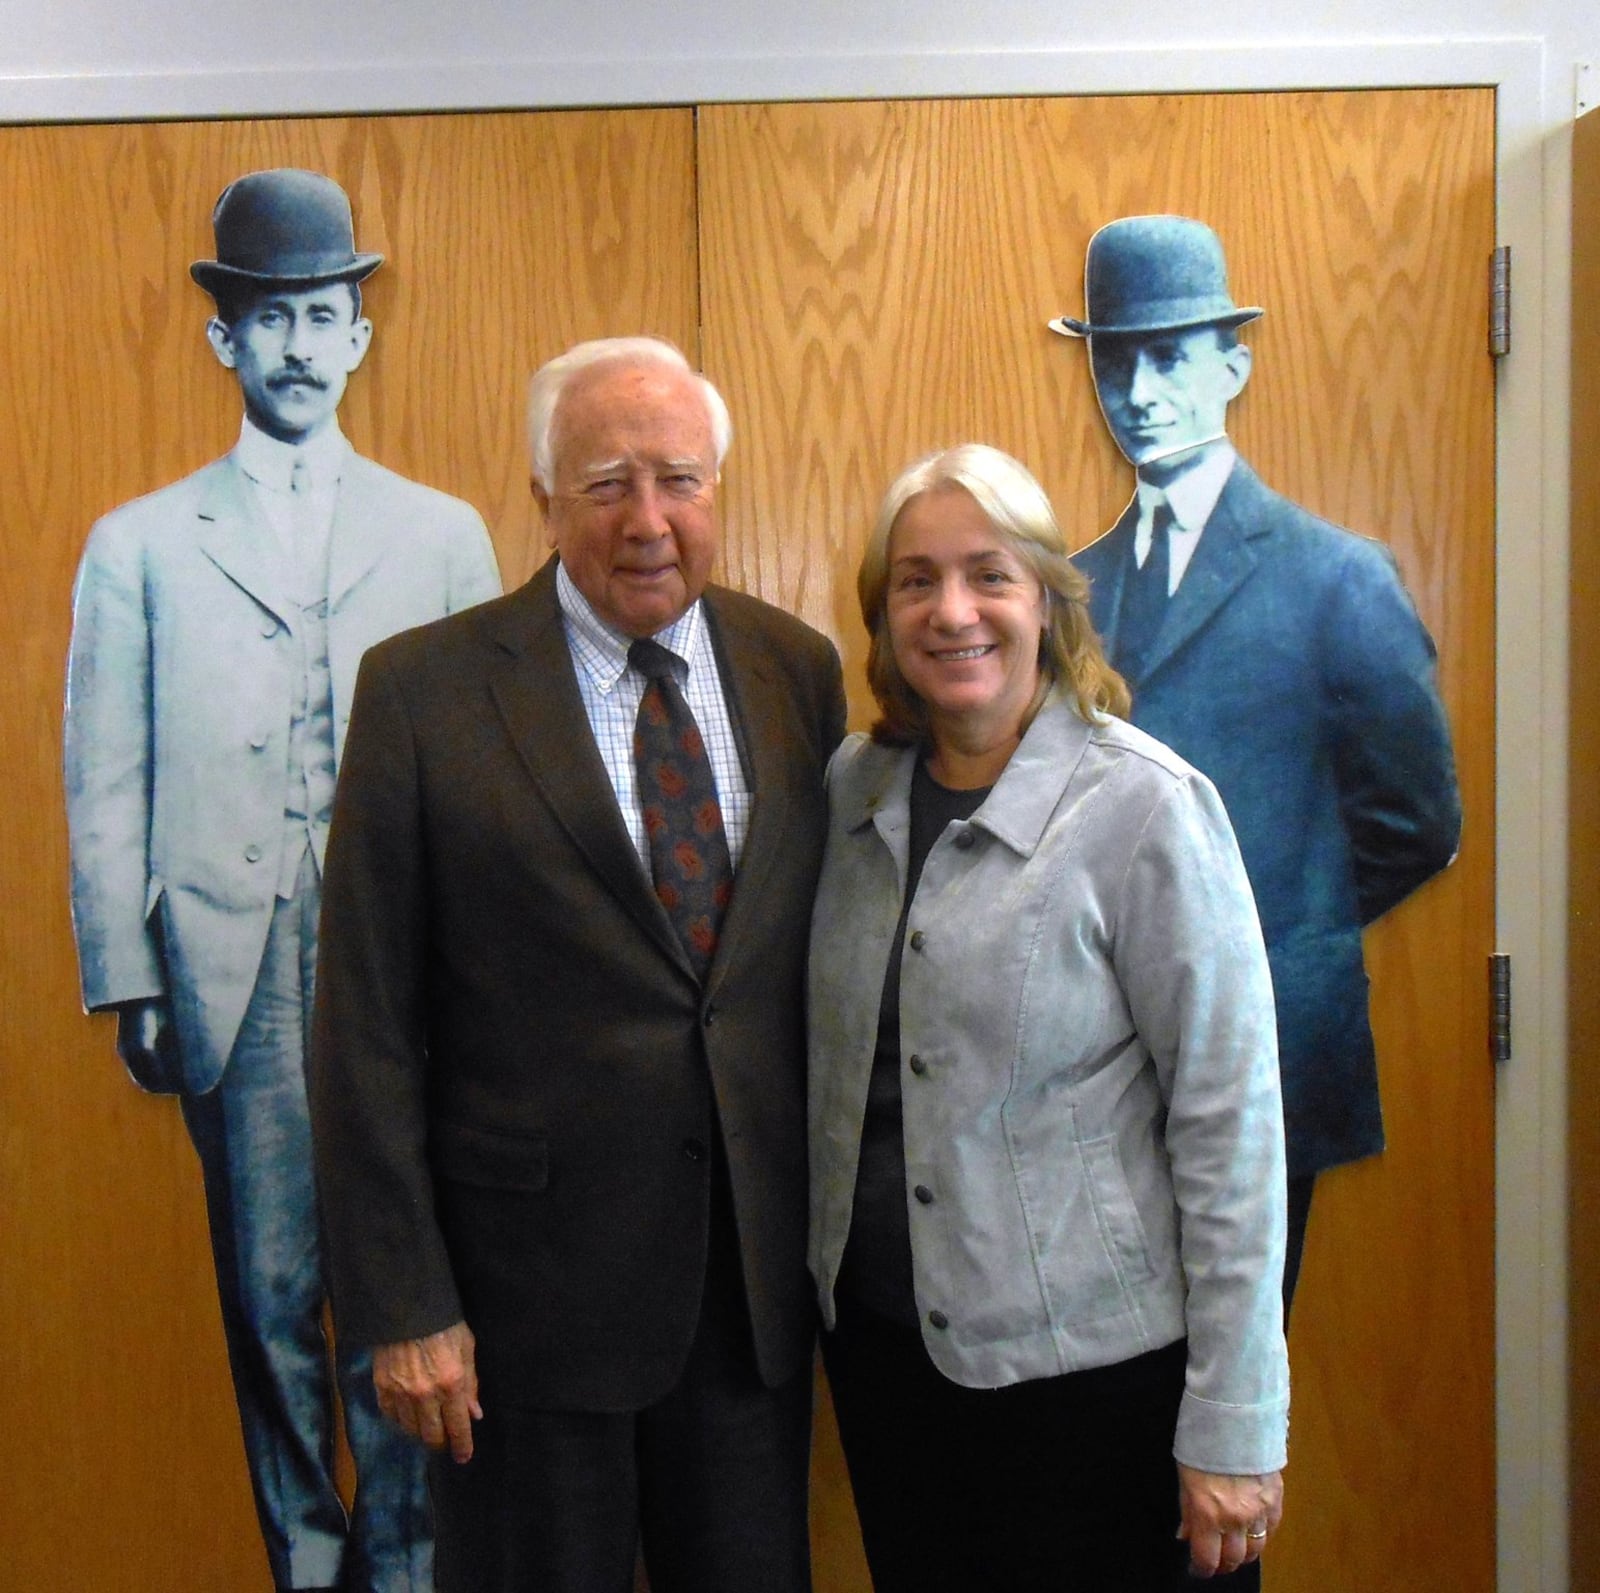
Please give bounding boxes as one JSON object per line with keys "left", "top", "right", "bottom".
{"left": 555, "top": 559, "right": 707, "bottom": 692}
{"left": 233, "top": 416, "right": 351, "bottom": 494}
{"left": 1138, "top": 439, "right": 1236, "bottom": 533}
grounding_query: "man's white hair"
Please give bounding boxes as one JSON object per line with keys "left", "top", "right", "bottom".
{"left": 526, "top": 336, "right": 733, "bottom": 491}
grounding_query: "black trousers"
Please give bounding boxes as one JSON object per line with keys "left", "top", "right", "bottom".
{"left": 819, "top": 1175, "right": 1310, "bottom": 1593}
{"left": 823, "top": 1300, "right": 1271, "bottom": 1593}
{"left": 429, "top": 1168, "right": 811, "bottom": 1593}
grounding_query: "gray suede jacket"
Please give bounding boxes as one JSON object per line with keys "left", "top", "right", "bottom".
{"left": 807, "top": 697, "right": 1290, "bottom": 1474}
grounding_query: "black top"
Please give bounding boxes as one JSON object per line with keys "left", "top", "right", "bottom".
{"left": 835, "top": 754, "right": 990, "bottom": 1327}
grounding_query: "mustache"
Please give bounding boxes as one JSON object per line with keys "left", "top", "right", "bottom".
{"left": 266, "top": 369, "right": 330, "bottom": 393}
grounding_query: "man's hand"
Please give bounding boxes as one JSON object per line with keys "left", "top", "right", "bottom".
{"left": 1177, "top": 1463, "right": 1284, "bottom": 1578}
{"left": 113, "top": 997, "right": 181, "bottom": 1094}
{"left": 373, "top": 1321, "right": 482, "bottom": 1464}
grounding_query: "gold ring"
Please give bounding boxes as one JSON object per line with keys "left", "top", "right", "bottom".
{"left": 1246, "top": 1528, "right": 1268, "bottom": 1541}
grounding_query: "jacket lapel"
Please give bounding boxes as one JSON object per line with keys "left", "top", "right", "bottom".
{"left": 1078, "top": 500, "right": 1139, "bottom": 652}
{"left": 973, "top": 699, "right": 1094, "bottom": 855}
{"left": 327, "top": 455, "right": 389, "bottom": 610}
{"left": 486, "top": 561, "right": 687, "bottom": 969}
{"left": 195, "top": 459, "right": 294, "bottom": 630}
{"left": 862, "top": 750, "right": 915, "bottom": 892}
{"left": 699, "top": 591, "right": 792, "bottom": 989}
{"left": 1139, "top": 459, "right": 1270, "bottom": 683}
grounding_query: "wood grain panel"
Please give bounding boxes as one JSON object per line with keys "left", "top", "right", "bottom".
{"left": 1569, "top": 101, "right": 1600, "bottom": 1593}
{"left": 0, "top": 108, "right": 696, "bottom": 1591}
{"left": 700, "top": 89, "right": 1496, "bottom": 1593}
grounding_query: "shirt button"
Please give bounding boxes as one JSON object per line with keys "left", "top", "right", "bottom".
{"left": 703, "top": 1004, "right": 718, "bottom": 1028}
{"left": 909, "top": 930, "right": 926, "bottom": 951}
{"left": 928, "top": 1309, "right": 950, "bottom": 1330}
{"left": 244, "top": 844, "right": 263, "bottom": 863}
{"left": 260, "top": 619, "right": 278, "bottom": 638}
{"left": 908, "top": 1054, "right": 927, "bottom": 1076}
{"left": 913, "top": 1184, "right": 934, "bottom": 1205}
{"left": 249, "top": 731, "right": 268, "bottom": 750}
{"left": 681, "top": 1138, "right": 708, "bottom": 1162}
{"left": 954, "top": 830, "right": 975, "bottom": 850}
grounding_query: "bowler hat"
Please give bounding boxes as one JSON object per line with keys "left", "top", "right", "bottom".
{"left": 1048, "top": 214, "right": 1262, "bottom": 338}
{"left": 190, "top": 168, "right": 383, "bottom": 296}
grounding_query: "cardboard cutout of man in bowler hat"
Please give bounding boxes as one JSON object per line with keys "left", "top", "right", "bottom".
{"left": 1057, "top": 215, "right": 1461, "bottom": 1313}
{"left": 63, "top": 168, "right": 502, "bottom": 1590}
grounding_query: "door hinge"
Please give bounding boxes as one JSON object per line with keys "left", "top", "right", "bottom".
{"left": 1489, "top": 953, "right": 1512, "bottom": 1063}
{"left": 1488, "top": 247, "right": 1511, "bottom": 358}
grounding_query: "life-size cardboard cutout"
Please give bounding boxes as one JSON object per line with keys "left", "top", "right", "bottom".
{"left": 61, "top": 167, "right": 502, "bottom": 1592}
{"left": 1055, "top": 214, "right": 1461, "bottom": 1310}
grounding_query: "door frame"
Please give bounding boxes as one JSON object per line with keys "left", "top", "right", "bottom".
{"left": 1, "top": 35, "right": 1558, "bottom": 1592}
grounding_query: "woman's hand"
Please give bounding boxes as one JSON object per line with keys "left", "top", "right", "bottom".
{"left": 1177, "top": 1463, "right": 1284, "bottom": 1578}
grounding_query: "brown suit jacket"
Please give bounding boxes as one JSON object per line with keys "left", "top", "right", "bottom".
{"left": 309, "top": 556, "right": 846, "bottom": 1411}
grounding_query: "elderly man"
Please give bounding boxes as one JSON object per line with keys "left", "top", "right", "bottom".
{"left": 1055, "top": 214, "right": 1461, "bottom": 1315}
{"left": 308, "top": 336, "right": 847, "bottom": 1593}
{"left": 64, "top": 168, "right": 502, "bottom": 1591}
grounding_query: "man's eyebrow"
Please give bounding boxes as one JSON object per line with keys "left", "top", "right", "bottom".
{"left": 572, "top": 454, "right": 709, "bottom": 479}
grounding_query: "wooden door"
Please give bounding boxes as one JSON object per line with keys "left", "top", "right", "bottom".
{"left": 698, "top": 91, "right": 1496, "bottom": 1591}
{"left": 0, "top": 108, "right": 699, "bottom": 1592}
{"left": 0, "top": 90, "right": 1496, "bottom": 1592}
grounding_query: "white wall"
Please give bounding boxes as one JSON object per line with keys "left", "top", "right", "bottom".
{"left": 3, "top": 4, "right": 1594, "bottom": 1590}
{"left": 0, "top": 2, "right": 1590, "bottom": 121}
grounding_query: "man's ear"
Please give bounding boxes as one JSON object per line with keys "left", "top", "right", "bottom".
{"left": 1224, "top": 341, "right": 1253, "bottom": 399}
{"left": 531, "top": 478, "right": 556, "bottom": 546}
{"left": 205, "top": 317, "right": 238, "bottom": 370}
{"left": 343, "top": 317, "right": 374, "bottom": 373}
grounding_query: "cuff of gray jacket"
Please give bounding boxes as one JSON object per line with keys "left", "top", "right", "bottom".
{"left": 1173, "top": 1388, "right": 1290, "bottom": 1476}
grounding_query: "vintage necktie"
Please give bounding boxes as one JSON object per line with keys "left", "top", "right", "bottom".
{"left": 288, "top": 452, "right": 319, "bottom": 580}
{"left": 1115, "top": 495, "right": 1174, "bottom": 685}
{"left": 629, "top": 637, "right": 735, "bottom": 980}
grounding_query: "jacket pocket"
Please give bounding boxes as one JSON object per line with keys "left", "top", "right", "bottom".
{"left": 1011, "top": 1112, "right": 1162, "bottom": 1329}
{"left": 1078, "top": 1134, "right": 1156, "bottom": 1293}
{"left": 432, "top": 1119, "right": 549, "bottom": 1193}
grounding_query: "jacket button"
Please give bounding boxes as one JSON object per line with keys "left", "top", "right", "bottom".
{"left": 913, "top": 1184, "right": 934, "bottom": 1205}
{"left": 909, "top": 930, "right": 926, "bottom": 951}
{"left": 954, "top": 829, "right": 975, "bottom": 850}
{"left": 681, "top": 1138, "right": 708, "bottom": 1162}
{"left": 908, "top": 1054, "right": 927, "bottom": 1076}
{"left": 244, "top": 844, "right": 263, "bottom": 863}
{"left": 928, "top": 1309, "right": 950, "bottom": 1330}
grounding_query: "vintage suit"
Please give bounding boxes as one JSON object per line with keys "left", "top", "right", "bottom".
{"left": 64, "top": 445, "right": 502, "bottom": 1591}
{"left": 308, "top": 557, "right": 846, "bottom": 1568}
{"left": 1073, "top": 458, "right": 1460, "bottom": 1180}
{"left": 66, "top": 451, "right": 502, "bottom": 1083}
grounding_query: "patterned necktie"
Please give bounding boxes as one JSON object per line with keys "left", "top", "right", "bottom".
{"left": 1115, "top": 496, "right": 1174, "bottom": 686}
{"left": 629, "top": 637, "right": 735, "bottom": 980}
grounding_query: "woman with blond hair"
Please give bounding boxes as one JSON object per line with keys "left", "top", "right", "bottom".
{"left": 808, "top": 444, "right": 1287, "bottom": 1589}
